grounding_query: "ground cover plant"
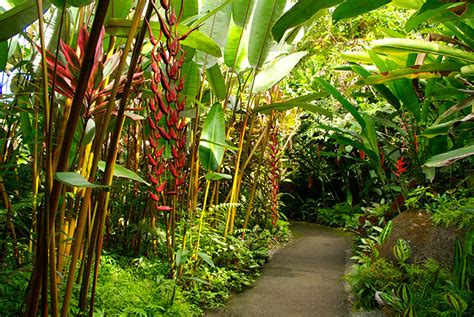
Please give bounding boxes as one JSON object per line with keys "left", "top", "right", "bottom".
{"left": 0, "top": 0, "right": 473, "bottom": 316}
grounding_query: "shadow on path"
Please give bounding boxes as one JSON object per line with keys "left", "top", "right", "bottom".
{"left": 205, "top": 222, "right": 353, "bottom": 317}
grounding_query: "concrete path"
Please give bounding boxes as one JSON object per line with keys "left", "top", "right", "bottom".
{"left": 205, "top": 222, "right": 352, "bottom": 317}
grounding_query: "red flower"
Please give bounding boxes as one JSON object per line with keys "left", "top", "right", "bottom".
{"left": 393, "top": 156, "right": 407, "bottom": 178}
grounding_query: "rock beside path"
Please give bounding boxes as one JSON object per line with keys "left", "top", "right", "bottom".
{"left": 379, "top": 209, "right": 464, "bottom": 268}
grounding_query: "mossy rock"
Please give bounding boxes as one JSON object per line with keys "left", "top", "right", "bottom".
{"left": 378, "top": 209, "right": 463, "bottom": 268}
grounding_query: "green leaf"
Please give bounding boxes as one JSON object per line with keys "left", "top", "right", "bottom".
{"left": 232, "top": 0, "right": 254, "bottom": 27}
{"left": 205, "top": 172, "right": 232, "bottom": 181}
{"left": 82, "top": 119, "right": 96, "bottom": 145}
{"left": 195, "top": 0, "right": 231, "bottom": 66}
{"left": 253, "top": 51, "right": 307, "bottom": 93}
{"left": 200, "top": 139, "right": 238, "bottom": 151}
{"left": 97, "top": 161, "right": 150, "bottom": 185}
{"left": 0, "top": 41, "right": 7, "bottom": 71}
{"left": 54, "top": 172, "right": 106, "bottom": 188}
{"left": 105, "top": 0, "right": 133, "bottom": 23}
{"left": 272, "top": 0, "right": 343, "bottom": 42}
{"left": 359, "top": 62, "right": 463, "bottom": 85}
{"left": 51, "top": 0, "right": 93, "bottom": 7}
{"left": 422, "top": 166, "right": 436, "bottom": 183}
{"left": 255, "top": 100, "right": 331, "bottom": 117}
{"left": 206, "top": 63, "right": 227, "bottom": 100}
{"left": 391, "top": 0, "right": 423, "bottom": 10}
{"left": 332, "top": 135, "right": 378, "bottom": 163}
{"left": 424, "top": 145, "right": 474, "bottom": 168}
{"left": 333, "top": 0, "right": 390, "bottom": 23}
{"left": 199, "top": 103, "right": 226, "bottom": 171}
{"left": 175, "top": 249, "right": 189, "bottom": 267}
{"left": 315, "top": 77, "right": 366, "bottom": 129}
{"left": 171, "top": 0, "right": 198, "bottom": 20}
{"left": 0, "top": 0, "right": 51, "bottom": 42}
{"left": 371, "top": 38, "right": 474, "bottom": 63}
{"left": 197, "top": 251, "right": 215, "bottom": 268}
{"left": 224, "top": 19, "right": 247, "bottom": 70}
{"left": 191, "top": 0, "right": 232, "bottom": 29}
{"left": 181, "top": 60, "right": 200, "bottom": 100}
{"left": 248, "top": 0, "right": 286, "bottom": 68}
{"left": 405, "top": 1, "right": 451, "bottom": 31}
{"left": 105, "top": 19, "right": 222, "bottom": 57}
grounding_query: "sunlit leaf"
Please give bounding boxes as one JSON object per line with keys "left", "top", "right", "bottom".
{"left": 198, "top": 251, "right": 215, "bottom": 267}
{"left": 272, "top": 0, "right": 343, "bottom": 42}
{"left": 248, "top": 0, "right": 286, "bottom": 67}
{"left": 424, "top": 145, "right": 474, "bottom": 168}
{"left": 54, "top": 172, "right": 107, "bottom": 188}
{"left": 232, "top": 0, "right": 254, "bottom": 27}
{"left": 199, "top": 103, "right": 226, "bottom": 171}
{"left": 97, "top": 161, "right": 150, "bottom": 185}
{"left": 332, "top": 0, "right": 390, "bottom": 23}
{"left": 0, "top": 0, "right": 51, "bottom": 42}
{"left": 253, "top": 51, "right": 307, "bottom": 93}
{"left": 206, "top": 63, "right": 227, "bottom": 100}
{"left": 371, "top": 38, "right": 474, "bottom": 63}
{"left": 205, "top": 172, "right": 232, "bottom": 181}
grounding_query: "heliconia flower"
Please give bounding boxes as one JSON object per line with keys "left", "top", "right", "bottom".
{"left": 148, "top": 173, "right": 158, "bottom": 186}
{"left": 149, "top": 191, "right": 160, "bottom": 202}
{"left": 268, "top": 124, "right": 281, "bottom": 227}
{"left": 157, "top": 206, "right": 172, "bottom": 211}
{"left": 413, "top": 131, "right": 419, "bottom": 152}
{"left": 393, "top": 156, "right": 407, "bottom": 178}
{"left": 146, "top": 4, "right": 190, "bottom": 209}
{"left": 156, "top": 181, "right": 166, "bottom": 193}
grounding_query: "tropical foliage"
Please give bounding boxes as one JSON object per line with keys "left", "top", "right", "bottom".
{"left": 0, "top": 0, "right": 472, "bottom": 316}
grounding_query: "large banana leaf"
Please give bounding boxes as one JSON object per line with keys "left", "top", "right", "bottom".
{"left": 224, "top": 19, "right": 247, "bottom": 70}
{"left": 232, "top": 0, "right": 255, "bottom": 27}
{"left": 181, "top": 61, "right": 201, "bottom": 100}
{"left": 424, "top": 145, "right": 474, "bottom": 168}
{"left": 332, "top": 0, "right": 390, "bottom": 23}
{"left": 196, "top": 0, "right": 232, "bottom": 67}
{"left": 0, "top": 0, "right": 50, "bottom": 42}
{"left": 248, "top": 0, "right": 286, "bottom": 68}
{"left": 199, "top": 103, "right": 226, "bottom": 171}
{"left": 0, "top": 41, "right": 7, "bottom": 71}
{"left": 105, "top": 0, "right": 133, "bottom": 23}
{"left": 252, "top": 51, "right": 307, "bottom": 93}
{"left": 206, "top": 63, "right": 227, "bottom": 100}
{"left": 272, "top": 0, "right": 343, "bottom": 42}
{"left": 171, "top": 0, "right": 198, "bottom": 20}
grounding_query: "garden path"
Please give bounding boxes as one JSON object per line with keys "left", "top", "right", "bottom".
{"left": 205, "top": 222, "right": 352, "bottom": 317}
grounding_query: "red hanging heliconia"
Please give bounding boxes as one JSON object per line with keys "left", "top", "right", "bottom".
{"left": 269, "top": 124, "right": 281, "bottom": 227}
{"left": 145, "top": 1, "right": 192, "bottom": 212}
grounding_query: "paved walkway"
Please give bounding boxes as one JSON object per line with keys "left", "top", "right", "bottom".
{"left": 206, "top": 222, "right": 352, "bottom": 317}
